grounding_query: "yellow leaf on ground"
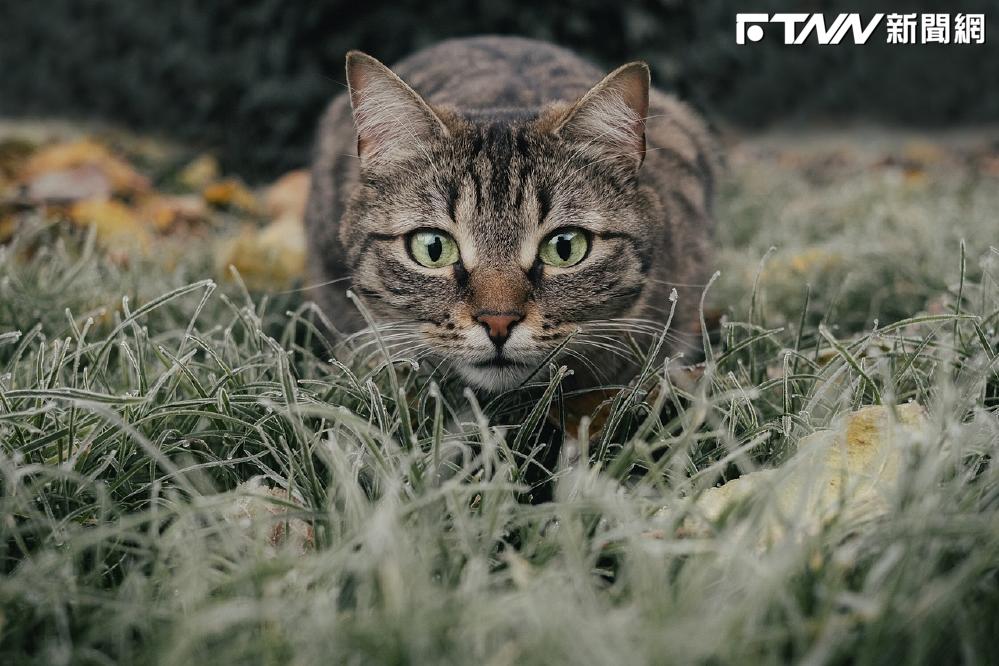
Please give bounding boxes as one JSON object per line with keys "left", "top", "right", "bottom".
{"left": 762, "top": 247, "right": 842, "bottom": 282}
{"left": 138, "top": 194, "right": 209, "bottom": 233}
{"left": 0, "top": 137, "right": 35, "bottom": 182}
{"left": 20, "top": 139, "right": 149, "bottom": 196}
{"left": 25, "top": 164, "right": 112, "bottom": 203}
{"left": 222, "top": 477, "right": 313, "bottom": 554}
{"left": 264, "top": 169, "right": 311, "bottom": 221}
{"left": 216, "top": 213, "right": 306, "bottom": 288}
{"left": 980, "top": 155, "right": 999, "bottom": 177}
{"left": 0, "top": 214, "right": 17, "bottom": 243}
{"left": 674, "top": 403, "right": 925, "bottom": 545}
{"left": 69, "top": 199, "right": 151, "bottom": 252}
{"left": 163, "top": 477, "right": 313, "bottom": 559}
{"left": 177, "top": 153, "right": 220, "bottom": 191}
{"left": 902, "top": 140, "right": 947, "bottom": 166}
{"left": 202, "top": 178, "right": 259, "bottom": 214}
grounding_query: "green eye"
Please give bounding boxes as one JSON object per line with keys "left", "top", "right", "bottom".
{"left": 409, "top": 230, "right": 460, "bottom": 268}
{"left": 538, "top": 228, "right": 589, "bottom": 268}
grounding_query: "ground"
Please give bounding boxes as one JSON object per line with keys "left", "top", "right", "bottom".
{"left": 0, "top": 122, "right": 997, "bottom": 665}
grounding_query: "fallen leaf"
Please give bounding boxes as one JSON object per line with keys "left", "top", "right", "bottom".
{"left": 549, "top": 388, "right": 618, "bottom": 438}
{"left": 216, "top": 213, "right": 306, "bottom": 288}
{"left": 902, "top": 140, "right": 947, "bottom": 166}
{"left": 0, "top": 215, "right": 17, "bottom": 243}
{"left": 673, "top": 403, "right": 925, "bottom": 544}
{"left": 24, "top": 164, "right": 112, "bottom": 203}
{"left": 177, "top": 153, "right": 220, "bottom": 191}
{"left": 139, "top": 194, "right": 209, "bottom": 233}
{"left": 20, "top": 139, "right": 149, "bottom": 196}
{"left": 69, "top": 199, "right": 151, "bottom": 252}
{"left": 203, "top": 177, "right": 259, "bottom": 214}
{"left": 222, "top": 477, "right": 313, "bottom": 554}
{"left": 903, "top": 168, "right": 927, "bottom": 186}
{"left": 550, "top": 363, "right": 706, "bottom": 438}
{"left": 264, "top": 169, "right": 311, "bottom": 221}
{"left": 979, "top": 155, "right": 999, "bottom": 177}
{"left": 762, "top": 247, "right": 842, "bottom": 283}
{"left": 0, "top": 137, "right": 36, "bottom": 181}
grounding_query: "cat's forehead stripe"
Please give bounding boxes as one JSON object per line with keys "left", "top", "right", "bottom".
{"left": 472, "top": 123, "right": 535, "bottom": 213}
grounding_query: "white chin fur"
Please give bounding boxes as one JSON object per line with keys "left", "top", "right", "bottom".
{"left": 456, "top": 363, "right": 538, "bottom": 392}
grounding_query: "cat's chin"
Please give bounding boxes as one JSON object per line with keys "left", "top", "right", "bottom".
{"left": 455, "top": 362, "right": 538, "bottom": 393}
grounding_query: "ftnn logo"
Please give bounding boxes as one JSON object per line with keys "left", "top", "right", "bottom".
{"left": 736, "top": 13, "right": 884, "bottom": 45}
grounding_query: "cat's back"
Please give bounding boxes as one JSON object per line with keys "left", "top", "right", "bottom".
{"left": 388, "top": 36, "right": 603, "bottom": 112}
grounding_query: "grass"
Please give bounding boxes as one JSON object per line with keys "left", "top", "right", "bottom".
{"left": 1, "top": 130, "right": 998, "bottom": 665}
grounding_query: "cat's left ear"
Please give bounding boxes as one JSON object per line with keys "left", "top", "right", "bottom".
{"left": 345, "top": 51, "right": 450, "bottom": 166}
{"left": 556, "top": 62, "right": 650, "bottom": 171}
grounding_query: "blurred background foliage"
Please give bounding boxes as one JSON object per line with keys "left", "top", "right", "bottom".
{"left": 1, "top": 0, "right": 996, "bottom": 179}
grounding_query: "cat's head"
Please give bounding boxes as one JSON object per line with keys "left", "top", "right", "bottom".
{"left": 340, "top": 51, "right": 658, "bottom": 391}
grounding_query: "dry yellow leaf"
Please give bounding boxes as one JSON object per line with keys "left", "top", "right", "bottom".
{"left": 69, "top": 199, "right": 151, "bottom": 252}
{"left": 177, "top": 153, "right": 220, "bottom": 191}
{"left": 202, "top": 178, "right": 259, "bottom": 214}
{"left": 24, "top": 164, "right": 112, "bottom": 203}
{"left": 0, "top": 137, "right": 35, "bottom": 181}
{"left": 761, "top": 247, "right": 842, "bottom": 282}
{"left": 0, "top": 214, "right": 18, "bottom": 243}
{"left": 902, "top": 140, "right": 947, "bottom": 166}
{"left": 20, "top": 139, "right": 149, "bottom": 196}
{"left": 222, "top": 477, "right": 313, "bottom": 554}
{"left": 216, "top": 213, "right": 306, "bottom": 288}
{"left": 139, "top": 194, "right": 209, "bottom": 233}
{"left": 264, "top": 169, "right": 311, "bottom": 221}
{"left": 980, "top": 155, "right": 999, "bottom": 177}
{"left": 903, "top": 168, "right": 928, "bottom": 186}
{"left": 675, "top": 403, "right": 925, "bottom": 544}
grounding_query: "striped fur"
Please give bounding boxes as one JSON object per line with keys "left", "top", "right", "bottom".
{"left": 305, "top": 36, "right": 720, "bottom": 391}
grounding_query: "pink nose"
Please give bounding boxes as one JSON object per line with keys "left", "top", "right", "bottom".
{"left": 475, "top": 312, "right": 523, "bottom": 345}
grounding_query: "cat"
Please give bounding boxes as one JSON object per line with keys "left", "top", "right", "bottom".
{"left": 305, "top": 36, "right": 719, "bottom": 393}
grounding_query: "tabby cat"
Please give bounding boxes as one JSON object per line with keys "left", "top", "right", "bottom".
{"left": 305, "top": 36, "right": 718, "bottom": 392}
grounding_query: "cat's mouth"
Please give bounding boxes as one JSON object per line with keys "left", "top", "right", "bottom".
{"left": 471, "top": 356, "right": 521, "bottom": 369}
{"left": 458, "top": 353, "right": 537, "bottom": 392}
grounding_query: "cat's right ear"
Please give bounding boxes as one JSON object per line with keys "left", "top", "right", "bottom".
{"left": 345, "top": 51, "right": 449, "bottom": 166}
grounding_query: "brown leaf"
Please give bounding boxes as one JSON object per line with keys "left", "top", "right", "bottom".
{"left": 979, "top": 155, "right": 999, "bottom": 177}
{"left": 673, "top": 403, "right": 926, "bottom": 544}
{"left": 177, "top": 153, "right": 220, "bottom": 191}
{"left": 0, "top": 137, "right": 36, "bottom": 182}
{"left": 548, "top": 362, "right": 707, "bottom": 439}
{"left": 24, "top": 164, "right": 112, "bottom": 203}
{"left": 0, "top": 214, "right": 17, "bottom": 243}
{"left": 264, "top": 169, "right": 311, "bottom": 221}
{"left": 549, "top": 388, "right": 618, "bottom": 438}
{"left": 139, "top": 194, "right": 209, "bottom": 233}
{"left": 216, "top": 213, "right": 305, "bottom": 288}
{"left": 202, "top": 178, "right": 259, "bottom": 214}
{"left": 228, "top": 478, "right": 314, "bottom": 553}
{"left": 69, "top": 199, "right": 151, "bottom": 252}
{"left": 20, "top": 139, "right": 150, "bottom": 197}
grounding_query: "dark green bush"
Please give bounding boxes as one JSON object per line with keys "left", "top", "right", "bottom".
{"left": 1, "top": 0, "right": 995, "bottom": 178}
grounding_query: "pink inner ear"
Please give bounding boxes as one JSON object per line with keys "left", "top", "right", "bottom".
{"left": 609, "top": 67, "right": 650, "bottom": 163}
{"left": 614, "top": 69, "right": 650, "bottom": 127}
{"left": 345, "top": 57, "right": 384, "bottom": 159}
{"left": 345, "top": 53, "right": 447, "bottom": 164}
{"left": 346, "top": 72, "right": 370, "bottom": 157}
{"left": 558, "top": 63, "right": 650, "bottom": 167}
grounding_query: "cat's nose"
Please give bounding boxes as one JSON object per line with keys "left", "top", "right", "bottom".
{"left": 475, "top": 312, "right": 523, "bottom": 347}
